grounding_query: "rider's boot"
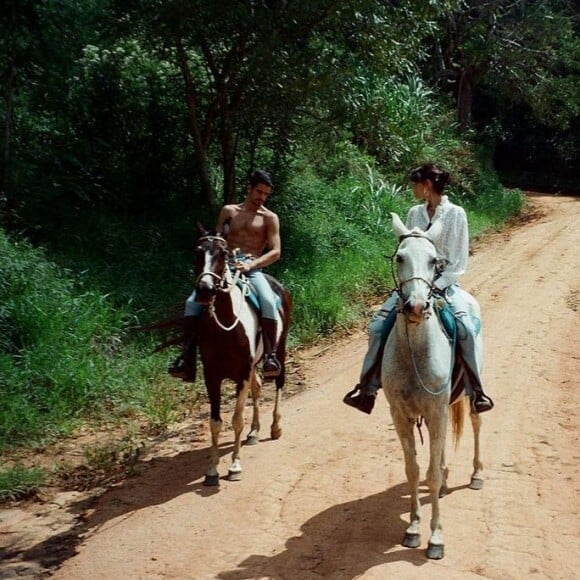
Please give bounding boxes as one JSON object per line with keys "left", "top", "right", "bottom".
{"left": 168, "top": 316, "right": 198, "bottom": 383}
{"left": 465, "top": 366, "right": 494, "bottom": 413}
{"left": 261, "top": 317, "right": 282, "bottom": 380}
{"left": 343, "top": 376, "right": 378, "bottom": 415}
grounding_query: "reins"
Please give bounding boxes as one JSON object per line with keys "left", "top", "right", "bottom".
{"left": 390, "top": 231, "right": 456, "bottom": 399}
{"left": 196, "top": 236, "right": 251, "bottom": 332}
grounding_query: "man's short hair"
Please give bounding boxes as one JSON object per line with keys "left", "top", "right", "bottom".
{"left": 248, "top": 170, "right": 273, "bottom": 189}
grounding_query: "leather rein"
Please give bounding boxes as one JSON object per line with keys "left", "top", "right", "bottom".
{"left": 195, "top": 235, "right": 250, "bottom": 331}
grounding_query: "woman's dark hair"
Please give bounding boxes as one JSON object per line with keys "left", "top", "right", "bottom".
{"left": 409, "top": 164, "right": 450, "bottom": 194}
{"left": 248, "top": 169, "right": 273, "bottom": 189}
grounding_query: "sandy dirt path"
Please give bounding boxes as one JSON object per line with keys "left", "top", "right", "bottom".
{"left": 2, "top": 193, "right": 579, "bottom": 580}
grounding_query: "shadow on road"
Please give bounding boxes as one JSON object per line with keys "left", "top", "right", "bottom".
{"left": 215, "top": 482, "right": 469, "bottom": 579}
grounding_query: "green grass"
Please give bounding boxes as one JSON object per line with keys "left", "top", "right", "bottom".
{"left": 0, "top": 465, "right": 45, "bottom": 502}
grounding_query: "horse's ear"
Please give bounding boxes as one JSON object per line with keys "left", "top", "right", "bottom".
{"left": 425, "top": 219, "right": 443, "bottom": 243}
{"left": 391, "top": 213, "right": 408, "bottom": 238}
{"left": 197, "top": 222, "right": 208, "bottom": 237}
{"left": 221, "top": 217, "right": 231, "bottom": 239}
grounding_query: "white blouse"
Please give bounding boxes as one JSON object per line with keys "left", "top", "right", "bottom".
{"left": 406, "top": 195, "right": 469, "bottom": 290}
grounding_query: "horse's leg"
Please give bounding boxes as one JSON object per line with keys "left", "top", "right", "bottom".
{"left": 469, "top": 410, "right": 484, "bottom": 490}
{"left": 204, "top": 380, "right": 222, "bottom": 487}
{"left": 270, "top": 384, "right": 282, "bottom": 440}
{"left": 392, "top": 411, "right": 422, "bottom": 549}
{"left": 439, "top": 445, "right": 449, "bottom": 498}
{"left": 246, "top": 370, "right": 261, "bottom": 446}
{"left": 425, "top": 412, "right": 448, "bottom": 560}
{"left": 228, "top": 378, "right": 252, "bottom": 482}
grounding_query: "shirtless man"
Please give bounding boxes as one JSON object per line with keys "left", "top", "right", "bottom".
{"left": 169, "top": 170, "right": 282, "bottom": 382}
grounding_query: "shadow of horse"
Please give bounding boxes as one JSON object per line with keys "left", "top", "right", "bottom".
{"left": 215, "top": 482, "right": 471, "bottom": 579}
{"left": 2, "top": 436, "right": 266, "bottom": 573}
{"left": 4, "top": 433, "right": 470, "bottom": 577}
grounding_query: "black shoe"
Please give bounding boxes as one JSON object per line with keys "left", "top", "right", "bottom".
{"left": 343, "top": 384, "right": 376, "bottom": 415}
{"left": 168, "top": 358, "right": 195, "bottom": 383}
{"left": 471, "top": 393, "right": 494, "bottom": 414}
{"left": 263, "top": 354, "right": 281, "bottom": 379}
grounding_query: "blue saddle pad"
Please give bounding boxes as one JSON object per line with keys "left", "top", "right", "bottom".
{"left": 379, "top": 304, "right": 459, "bottom": 344}
{"left": 235, "top": 278, "right": 281, "bottom": 313}
{"left": 436, "top": 302, "right": 457, "bottom": 342}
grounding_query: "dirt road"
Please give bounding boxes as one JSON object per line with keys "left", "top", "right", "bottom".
{"left": 3, "top": 193, "right": 579, "bottom": 579}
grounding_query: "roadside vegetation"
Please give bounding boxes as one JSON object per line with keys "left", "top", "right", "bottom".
{"left": 1, "top": 0, "right": 576, "bottom": 499}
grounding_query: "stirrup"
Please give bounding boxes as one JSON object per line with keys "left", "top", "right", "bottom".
{"left": 263, "top": 354, "right": 281, "bottom": 379}
{"left": 471, "top": 393, "right": 494, "bottom": 414}
{"left": 168, "top": 358, "right": 195, "bottom": 382}
{"left": 168, "top": 358, "right": 185, "bottom": 378}
{"left": 343, "top": 384, "right": 376, "bottom": 415}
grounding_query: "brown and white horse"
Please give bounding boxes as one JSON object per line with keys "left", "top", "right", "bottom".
{"left": 193, "top": 224, "right": 292, "bottom": 486}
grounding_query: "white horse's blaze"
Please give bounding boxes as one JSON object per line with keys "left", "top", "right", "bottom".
{"left": 382, "top": 213, "right": 484, "bottom": 559}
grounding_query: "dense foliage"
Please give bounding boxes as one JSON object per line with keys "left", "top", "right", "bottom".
{"left": 0, "top": 1, "right": 575, "bottom": 495}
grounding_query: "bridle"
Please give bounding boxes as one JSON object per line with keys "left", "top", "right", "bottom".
{"left": 390, "top": 233, "right": 438, "bottom": 319}
{"left": 390, "top": 232, "right": 454, "bottom": 398}
{"left": 195, "top": 235, "right": 250, "bottom": 331}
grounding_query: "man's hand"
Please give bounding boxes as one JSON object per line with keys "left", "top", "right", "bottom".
{"left": 234, "top": 260, "right": 253, "bottom": 273}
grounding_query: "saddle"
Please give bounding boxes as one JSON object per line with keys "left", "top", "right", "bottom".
{"left": 365, "top": 303, "right": 472, "bottom": 406}
{"left": 232, "top": 268, "right": 282, "bottom": 314}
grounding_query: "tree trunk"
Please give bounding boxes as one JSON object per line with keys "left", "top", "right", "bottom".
{"left": 1, "top": 3, "right": 17, "bottom": 227}
{"left": 457, "top": 69, "right": 473, "bottom": 129}
{"left": 175, "top": 37, "right": 215, "bottom": 208}
{"left": 221, "top": 109, "right": 237, "bottom": 205}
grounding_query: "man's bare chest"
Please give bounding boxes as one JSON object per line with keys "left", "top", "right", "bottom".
{"left": 232, "top": 212, "right": 266, "bottom": 234}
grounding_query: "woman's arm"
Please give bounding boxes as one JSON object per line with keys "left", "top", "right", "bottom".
{"left": 434, "top": 208, "right": 469, "bottom": 290}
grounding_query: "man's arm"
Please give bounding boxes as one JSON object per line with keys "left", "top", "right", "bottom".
{"left": 216, "top": 205, "right": 234, "bottom": 232}
{"left": 254, "top": 213, "right": 281, "bottom": 269}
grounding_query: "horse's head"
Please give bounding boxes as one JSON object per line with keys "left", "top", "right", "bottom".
{"left": 391, "top": 213, "right": 443, "bottom": 324}
{"left": 193, "top": 222, "right": 230, "bottom": 305}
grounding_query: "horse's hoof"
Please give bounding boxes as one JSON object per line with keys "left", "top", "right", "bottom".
{"left": 402, "top": 533, "right": 421, "bottom": 548}
{"left": 427, "top": 543, "right": 444, "bottom": 560}
{"left": 203, "top": 474, "right": 220, "bottom": 487}
{"left": 469, "top": 477, "right": 484, "bottom": 490}
{"left": 228, "top": 470, "right": 242, "bottom": 482}
{"left": 439, "top": 484, "right": 448, "bottom": 498}
{"left": 271, "top": 427, "right": 282, "bottom": 440}
{"left": 245, "top": 435, "right": 259, "bottom": 446}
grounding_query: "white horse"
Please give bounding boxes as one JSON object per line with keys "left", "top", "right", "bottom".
{"left": 382, "top": 213, "right": 484, "bottom": 559}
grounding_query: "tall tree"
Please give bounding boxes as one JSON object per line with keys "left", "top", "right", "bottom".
{"left": 434, "top": 0, "right": 579, "bottom": 129}
{"left": 127, "top": 0, "right": 444, "bottom": 208}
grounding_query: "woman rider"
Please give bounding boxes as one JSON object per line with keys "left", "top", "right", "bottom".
{"left": 343, "top": 164, "right": 495, "bottom": 415}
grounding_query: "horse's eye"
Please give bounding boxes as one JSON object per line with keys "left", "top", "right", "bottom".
{"left": 396, "top": 255, "right": 403, "bottom": 263}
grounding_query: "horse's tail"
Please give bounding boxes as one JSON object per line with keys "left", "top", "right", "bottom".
{"left": 450, "top": 397, "right": 467, "bottom": 449}
{"left": 133, "top": 307, "right": 185, "bottom": 354}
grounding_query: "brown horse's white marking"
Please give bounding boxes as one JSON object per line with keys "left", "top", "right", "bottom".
{"left": 382, "top": 213, "right": 484, "bottom": 559}
{"left": 194, "top": 224, "right": 292, "bottom": 486}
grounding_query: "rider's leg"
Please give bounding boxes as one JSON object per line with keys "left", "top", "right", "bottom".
{"left": 249, "top": 271, "right": 282, "bottom": 379}
{"left": 343, "top": 293, "right": 398, "bottom": 415}
{"left": 448, "top": 286, "right": 494, "bottom": 414}
{"left": 168, "top": 292, "right": 202, "bottom": 382}
{"left": 261, "top": 317, "right": 281, "bottom": 378}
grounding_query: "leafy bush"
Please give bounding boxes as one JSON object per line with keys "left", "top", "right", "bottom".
{"left": 0, "top": 230, "right": 171, "bottom": 450}
{"left": 0, "top": 466, "right": 45, "bottom": 502}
